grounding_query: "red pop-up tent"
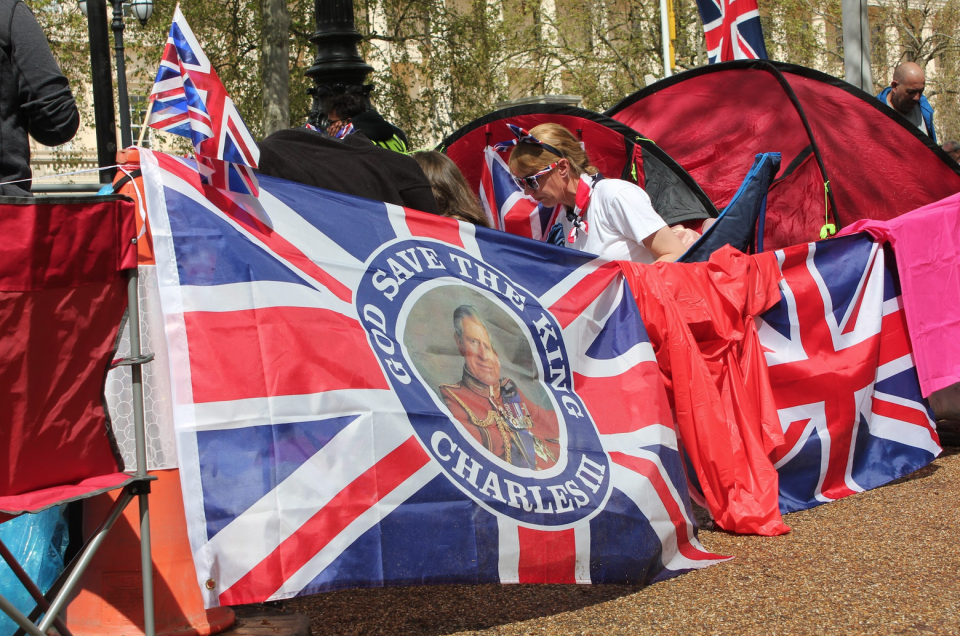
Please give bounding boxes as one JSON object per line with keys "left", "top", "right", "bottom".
{"left": 440, "top": 104, "right": 718, "bottom": 228}
{"left": 607, "top": 60, "right": 960, "bottom": 250}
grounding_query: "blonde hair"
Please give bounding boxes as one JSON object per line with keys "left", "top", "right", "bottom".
{"left": 412, "top": 151, "right": 490, "bottom": 227}
{"left": 507, "top": 123, "right": 599, "bottom": 179}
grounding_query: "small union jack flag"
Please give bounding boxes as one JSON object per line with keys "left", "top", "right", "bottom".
{"left": 480, "top": 146, "right": 562, "bottom": 241}
{"left": 695, "top": 0, "right": 768, "bottom": 63}
{"left": 757, "top": 235, "right": 940, "bottom": 512}
{"left": 148, "top": 5, "right": 260, "bottom": 196}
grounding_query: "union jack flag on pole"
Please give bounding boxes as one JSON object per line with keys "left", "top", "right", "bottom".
{"left": 758, "top": 235, "right": 941, "bottom": 512}
{"left": 139, "top": 148, "right": 726, "bottom": 607}
{"left": 695, "top": 0, "right": 768, "bottom": 63}
{"left": 147, "top": 5, "right": 260, "bottom": 196}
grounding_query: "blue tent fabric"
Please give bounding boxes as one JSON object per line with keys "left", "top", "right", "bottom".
{"left": 679, "top": 153, "right": 781, "bottom": 263}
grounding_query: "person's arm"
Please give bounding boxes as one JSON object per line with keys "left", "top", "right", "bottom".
{"left": 605, "top": 181, "right": 687, "bottom": 263}
{"left": 11, "top": 2, "right": 79, "bottom": 146}
{"left": 642, "top": 225, "right": 687, "bottom": 263}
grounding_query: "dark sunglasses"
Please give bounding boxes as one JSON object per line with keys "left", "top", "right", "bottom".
{"left": 513, "top": 162, "right": 559, "bottom": 190}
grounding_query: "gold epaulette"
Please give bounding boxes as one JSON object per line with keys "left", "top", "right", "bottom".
{"left": 440, "top": 382, "right": 513, "bottom": 463}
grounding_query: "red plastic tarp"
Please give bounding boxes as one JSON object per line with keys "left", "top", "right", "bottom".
{"left": 621, "top": 246, "right": 789, "bottom": 535}
{"left": 0, "top": 195, "right": 137, "bottom": 515}
{"left": 608, "top": 61, "right": 960, "bottom": 250}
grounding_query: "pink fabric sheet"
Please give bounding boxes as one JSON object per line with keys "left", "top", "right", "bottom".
{"left": 838, "top": 192, "right": 960, "bottom": 396}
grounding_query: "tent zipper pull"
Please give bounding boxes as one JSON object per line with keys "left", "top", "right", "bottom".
{"left": 820, "top": 181, "right": 836, "bottom": 239}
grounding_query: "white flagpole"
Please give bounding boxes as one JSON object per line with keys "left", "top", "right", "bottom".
{"left": 137, "top": 100, "right": 154, "bottom": 147}
{"left": 660, "top": 0, "right": 672, "bottom": 78}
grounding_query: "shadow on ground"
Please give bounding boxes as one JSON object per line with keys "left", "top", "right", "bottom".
{"left": 284, "top": 582, "right": 640, "bottom": 636}
{"left": 937, "top": 420, "right": 960, "bottom": 447}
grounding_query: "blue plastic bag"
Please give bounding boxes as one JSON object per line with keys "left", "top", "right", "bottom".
{"left": 0, "top": 507, "right": 69, "bottom": 636}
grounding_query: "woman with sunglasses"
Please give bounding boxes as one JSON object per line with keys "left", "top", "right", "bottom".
{"left": 504, "top": 123, "right": 686, "bottom": 263}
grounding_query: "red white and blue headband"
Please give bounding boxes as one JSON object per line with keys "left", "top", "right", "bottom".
{"left": 492, "top": 124, "right": 564, "bottom": 158}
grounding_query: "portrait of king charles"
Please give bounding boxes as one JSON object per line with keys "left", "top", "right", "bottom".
{"left": 439, "top": 305, "right": 561, "bottom": 470}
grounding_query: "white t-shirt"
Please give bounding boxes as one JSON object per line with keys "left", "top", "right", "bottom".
{"left": 559, "top": 176, "right": 667, "bottom": 263}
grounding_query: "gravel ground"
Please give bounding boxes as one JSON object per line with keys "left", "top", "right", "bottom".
{"left": 287, "top": 445, "right": 960, "bottom": 636}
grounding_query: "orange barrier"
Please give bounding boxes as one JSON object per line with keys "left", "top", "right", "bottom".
{"left": 65, "top": 469, "right": 235, "bottom": 636}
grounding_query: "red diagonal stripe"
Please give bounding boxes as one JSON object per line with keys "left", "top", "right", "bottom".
{"left": 226, "top": 116, "right": 257, "bottom": 168}
{"left": 218, "top": 436, "right": 431, "bottom": 605}
{"left": 610, "top": 452, "right": 726, "bottom": 561}
{"left": 872, "top": 398, "right": 935, "bottom": 431}
{"left": 517, "top": 527, "right": 576, "bottom": 583}
{"left": 156, "top": 153, "right": 353, "bottom": 303}
{"left": 405, "top": 209, "right": 464, "bottom": 247}
{"left": 878, "top": 308, "right": 913, "bottom": 367}
{"left": 769, "top": 418, "right": 811, "bottom": 465}
{"left": 503, "top": 198, "right": 538, "bottom": 239}
{"left": 161, "top": 41, "right": 179, "bottom": 64}
{"left": 549, "top": 261, "right": 621, "bottom": 329}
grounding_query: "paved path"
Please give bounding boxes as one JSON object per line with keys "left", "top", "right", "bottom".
{"left": 288, "top": 447, "right": 960, "bottom": 636}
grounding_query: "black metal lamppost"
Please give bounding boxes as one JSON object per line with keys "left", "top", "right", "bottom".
{"left": 305, "top": 0, "right": 374, "bottom": 126}
{"left": 80, "top": 0, "right": 153, "bottom": 178}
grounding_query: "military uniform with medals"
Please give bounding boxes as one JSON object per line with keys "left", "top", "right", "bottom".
{"left": 440, "top": 369, "right": 561, "bottom": 470}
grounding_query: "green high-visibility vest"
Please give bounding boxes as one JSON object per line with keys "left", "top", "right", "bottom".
{"left": 373, "top": 134, "right": 408, "bottom": 154}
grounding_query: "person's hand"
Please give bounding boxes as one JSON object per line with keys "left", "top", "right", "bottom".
{"left": 670, "top": 225, "right": 701, "bottom": 249}
{"left": 326, "top": 119, "right": 348, "bottom": 137}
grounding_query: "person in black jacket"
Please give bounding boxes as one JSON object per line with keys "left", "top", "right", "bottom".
{"left": 257, "top": 125, "right": 440, "bottom": 215}
{"left": 0, "top": 0, "right": 80, "bottom": 195}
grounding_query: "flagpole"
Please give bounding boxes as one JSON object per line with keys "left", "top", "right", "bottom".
{"left": 660, "top": 0, "right": 672, "bottom": 78}
{"left": 137, "top": 100, "right": 154, "bottom": 147}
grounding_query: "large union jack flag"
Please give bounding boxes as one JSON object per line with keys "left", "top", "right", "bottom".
{"left": 757, "top": 235, "right": 941, "bottom": 513}
{"left": 139, "top": 149, "right": 726, "bottom": 607}
{"left": 480, "top": 146, "right": 562, "bottom": 241}
{"left": 695, "top": 0, "right": 769, "bottom": 63}
{"left": 148, "top": 6, "right": 260, "bottom": 196}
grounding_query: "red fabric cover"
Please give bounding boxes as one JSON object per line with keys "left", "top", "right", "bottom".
{"left": 446, "top": 114, "right": 632, "bottom": 195}
{"left": 0, "top": 198, "right": 137, "bottom": 291}
{"left": 0, "top": 198, "right": 136, "bottom": 505}
{"left": 610, "top": 65, "right": 960, "bottom": 250}
{"left": 620, "top": 246, "right": 789, "bottom": 535}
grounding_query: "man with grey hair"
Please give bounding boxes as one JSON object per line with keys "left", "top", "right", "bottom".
{"left": 877, "top": 62, "right": 937, "bottom": 142}
{"left": 440, "top": 305, "right": 560, "bottom": 470}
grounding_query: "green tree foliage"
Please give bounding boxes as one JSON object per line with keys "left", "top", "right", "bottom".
{"left": 28, "top": 0, "right": 960, "bottom": 151}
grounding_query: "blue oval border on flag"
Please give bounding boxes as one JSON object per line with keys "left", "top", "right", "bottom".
{"left": 356, "top": 239, "right": 611, "bottom": 527}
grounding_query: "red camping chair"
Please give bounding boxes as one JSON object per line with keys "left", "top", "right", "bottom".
{"left": 0, "top": 194, "right": 156, "bottom": 636}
